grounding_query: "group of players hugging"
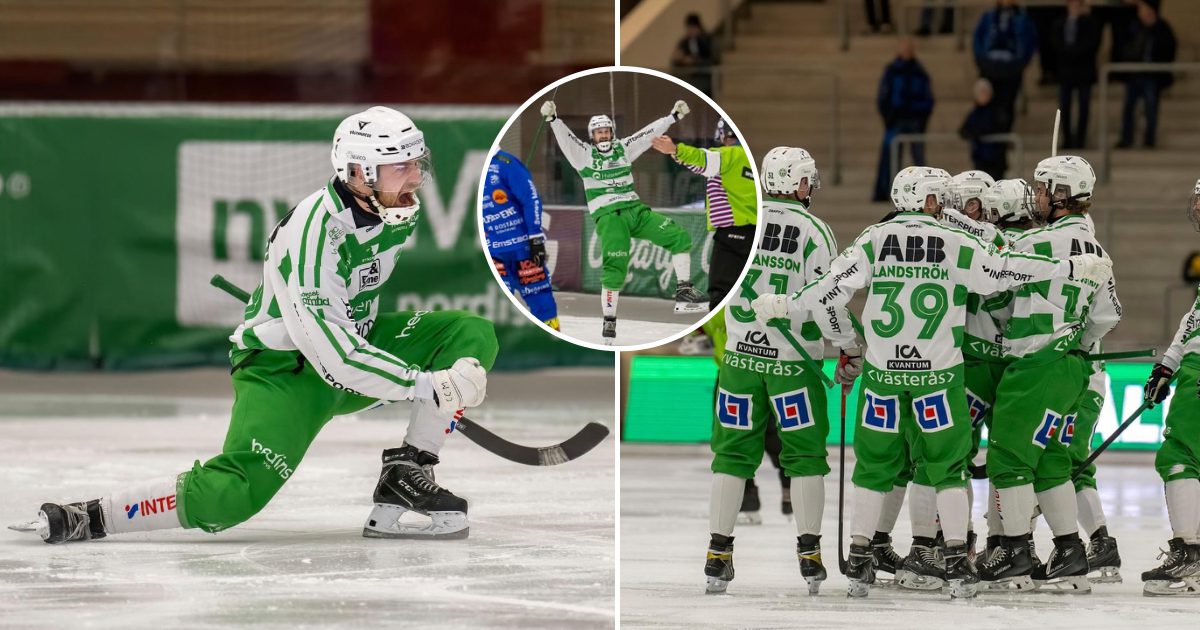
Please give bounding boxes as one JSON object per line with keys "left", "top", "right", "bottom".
{"left": 704, "top": 147, "right": 1200, "bottom": 599}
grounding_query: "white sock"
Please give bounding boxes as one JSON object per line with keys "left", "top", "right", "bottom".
{"left": 710, "top": 473, "right": 746, "bottom": 536}
{"left": 986, "top": 482, "right": 1003, "bottom": 537}
{"left": 851, "top": 485, "right": 886, "bottom": 544}
{"left": 876, "top": 484, "right": 906, "bottom": 534}
{"left": 936, "top": 486, "right": 969, "bottom": 545}
{"left": 791, "top": 475, "right": 825, "bottom": 537}
{"left": 601, "top": 289, "right": 619, "bottom": 318}
{"left": 404, "top": 398, "right": 454, "bottom": 455}
{"left": 997, "top": 484, "right": 1037, "bottom": 537}
{"left": 672, "top": 253, "right": 691, "bottom": 284}
{"left": 1075, "top": 487, "right": 1106, "bottom": 536}
{"left": 1036, "top": 482, "right": 1078, "bottom": 538}
{"left": 101, "top": 475, "right": 184, "bottom": 534}
{"left": 966, "top": 481, "right": 975, "bottom": 533}
{"left": 909, "top": 483, "right": 938, "bottom": 539}
{"left": 1166, "top": 478, "right": 1200, "bottom": 543}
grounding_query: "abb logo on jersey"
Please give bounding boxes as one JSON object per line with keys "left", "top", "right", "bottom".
{"left": 878, "top": 234, "right": 946, "bottom": 263}
{"left": 125, "top": 494, "right": 176, "bottom": 519}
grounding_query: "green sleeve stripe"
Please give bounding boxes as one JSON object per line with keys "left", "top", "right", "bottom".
{"left": 795, "top": 212, "right": 835, "bottom": 255}
{"left": 803, "top": 237, "right": 819, "bottom": 260}
{"left": 326, "top": 181, "right": 345, "bottom": 213}
{"left": 957, "top": 245, "right": 974, "bottom": 270}
{"left": 309, "top": 308, "right": 415, "bottom": 388}
{"left": 312, "top": 211, "right": 331, "bottom": 289}
{"left": 953, "top": 284, "right": 968, "bottom": 307}
{"left": 861, "top": 239, "right": 875, "bottom": 264}
{"left": 297, "top": 196, "right": 324, "bottom": 286}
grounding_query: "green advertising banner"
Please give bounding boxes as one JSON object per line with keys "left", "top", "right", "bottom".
{"left": 625, "top": 356, "right": 1168, "bottom": 453}
{"left": 0, "top": 105, "right": 607, "bottom": 370}
{"left": 581, "top": 207, "right": 713, "bottom": 298}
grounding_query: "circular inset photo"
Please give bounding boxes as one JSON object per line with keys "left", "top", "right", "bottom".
{"left": 479, "top": 66, "right": 762, "bottom": 350}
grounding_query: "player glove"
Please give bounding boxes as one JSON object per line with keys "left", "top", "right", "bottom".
{"left": 835, "top": 346, "right": 863, "bottom": 385}
{"left": 528, "top": 233, "right": 547, "bottom": 268}
{"left": 431, "top": 358, "right": 487, "bottom": 412}
{"left": 1066, "top": 253, "right": 1112, "bottom": 284}
{"left": 671, "top": 100, "right": 690, "bottom": 121}
{"left": 1143, "top": 363, "right": 1174, "bottom": 407}
{"left": 540, "top": 101, "right": 557, "bottom": 122}
{"left": 750, "top": 293, "right": 789, "bottom": 325}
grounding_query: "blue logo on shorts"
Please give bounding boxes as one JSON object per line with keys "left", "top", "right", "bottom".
{"left": 717, "top": 390, "right": 752, "bottom": 430}
{"left": 1033, "top": 409, "right": 1062, "bottom": 448}
{"left": 771, "top": 388, "right": 814, "bottom": 431}
{"left": 862, "top": 391, "right": 899, "bottom": 433}
{"left": 965, "top": 390, "right": 990, "bottom": 429}
{"left": 913, "top": 391, "right": 952, "bottom": 433}
{"left": 1059, "top": 413, "right": 1076, "bottom": 445}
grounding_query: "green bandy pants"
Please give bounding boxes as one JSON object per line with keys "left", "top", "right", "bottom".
{"left": 710, "top": 356, "right": 830, "bottom": 479}
{"left": 853, "top": 366, "right": 971, "bottom": 493}
{"left": 963, "top": 356, "right": 1009, "bottom": 464}
{"left": 987, "top": 351, "right": 1087, "bottom": 493}
{"left": 1156, "top": 355, "right": 1200, "bottom": 483}
{"left": 594, "top": 204, "right": 691, "bottom": 291}
{"left": 1069, "top": 380, "right": 1106, "bottom": 491}
{"left": 177, "top": 311, "right": 498, "bottom": 533}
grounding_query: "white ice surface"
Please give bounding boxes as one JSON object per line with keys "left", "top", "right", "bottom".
{"left": 621, "top": 444, "right": 1200, "bottom": 630}
{"left": 558, "top": 315, "right": 687, "bottom": 347}
{"left": 0, "top": 384, "right": 614, "bottom": 629}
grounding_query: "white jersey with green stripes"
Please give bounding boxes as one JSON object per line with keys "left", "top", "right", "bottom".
{"left": 230, "top": 177, "right": 430, "bottom": 401}
{"left": 548, "top": 115, "right": 676, "bottom": 217}
{"left": 724, "top": 198, "right": 855, "bottom": 368}
{"left": 790, "top": 212, "right": 1071, "bottom": 388}
{"left": 941, "top": 209, "right": 1011, "bottom": 361}
{"left": 1003, "top": 214, "right": 1122, "bottom": 359}
{"left": 1161, "top": 286, "right": 1200, "bottom": 371}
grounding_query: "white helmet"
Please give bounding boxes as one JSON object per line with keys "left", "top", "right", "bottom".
{"left": 588, "top": 115, "right": 615, "bottom": 152}
{"left": 331, "top": 106, "right": 431, "bottom": 226}
{"left": 891, "top": 166, "right": 949, "bottom": 213}
{"left": 1033, "top": 155, "right": 1096, "bottom": 208}
{"left": 951, "top": 170, "right": 996, "bottom": 213}
{"left": 761, "top": 147, "right": 820, "bottom": 197}
{"left": 981, "top": 178, "right": 1035, "bottom": 225}
{"left": 1189, "top": 179, "right": 1200, "bottom": 232}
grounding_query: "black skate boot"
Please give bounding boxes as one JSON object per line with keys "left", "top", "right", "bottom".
{"left": 897, "top": 536, "right": 946, "bottom": 591}
{"left": 601, "top": 316, "right": 617, "bottom": 345}
{"left": 363, "top": 445, "right": 468, "bottom": 540}
{"left": 8, "top": 500, "right": 106, "bottom": 544}
{"left": 797, "top": 534, "right": 827, "bottom": 595}
{"left": 944, "top": 542, "right": 980, "bottom": 599}
{"left": 1086, "top": 525, "right": 1122, "bottom": 584}
{"left": 966, "top": 531, "right": 978, "bottom": 564}
{"left": 705, "top": 533, "right": 735, "bottom": 594}
{"left": 978, "top": 534, "right": 1035, "bottom": 591}
{"left": 845, "top": 542, "right": 876, "bottom": 598}
{"left": 673, "top": 281, "right": 708, "bottom": 314}
{"left": 737, "top": 478, "right": 762, "bottom": 525}
{"left": 1141, "top": 538, "right": 1200, "bottom": 597}
{"left": 1032, "top": 533, "right": 1091, "bottom": 593}
{"left": 871, "top": 531, "right": 905, "bottom": 587}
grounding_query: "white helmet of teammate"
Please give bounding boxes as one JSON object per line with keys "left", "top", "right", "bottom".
{"left": 951, "top": 170, "right": 996, "bottom": 217}
{"left": 891, "top": 166, "right": 948, "bottom": 214}
{"left": 588, "top": 115, "right": 615, "bottom": 152}
{"left": 331, "top": 106, "right": 431, "bottom": 227}
{"left": 1033, "top": 155, "right": 1096, "bottom": 212}
{"left": 1188, "top": 179, "right": 1200, "bottom": 232}
{"left": 981, "top": 178, "right": 1036, "bottom": 225}
{"left": 761, "top": 147, "right": 820, "bottom": 198}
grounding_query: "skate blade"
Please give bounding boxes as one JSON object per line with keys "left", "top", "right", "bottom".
{"left": 7, "top": 513, "right": 48, "bottom": 540}
{"left": 873, "top": 574, "right": 899, "bottom": 588}
{"left": 1033, "top": 574, "right": 1092, "bottom": 593}
{"left": 897, "top": 570, "right": 946, "bottom": 591}
{"left": 674, "top": 302, "right": 708, "bottom": 314}
{"left": 846, "top": 580, "right": 871, "bottom": 598}
{"left": 736, "top": 511, "right": 762, "bottom": 526}
{"left": 603, "top": 337, "right": 615, "bottom": 346}
{"left": 362, "top": 504, "right": 469, "bottom": 540}
{"left": 1087, "top": 566, "right": 1122, "bottom": 583}
{"left": 1143, "top": 578, "right": 1200, "bottom": 597}
{"left": 804, "top": 576, "right": 824, "bottom": 595}
{"left": 948, "top": 579, "right": 979, "bottom": 599}
{"left": 982, "top": 575, "right": 1035, "bottom": 591}
{"left": 705, "top": 576, "right": 731, "bottom": 594}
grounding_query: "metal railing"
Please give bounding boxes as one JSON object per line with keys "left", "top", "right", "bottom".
{"left": 887, "top": 0, "right": 1127, "bottom": 52}
{"left": 889, "top": 132, "right": 1024, "bottom": 181}
{"left": 1098, "top": 61, "right": 1200, "bottom": 183}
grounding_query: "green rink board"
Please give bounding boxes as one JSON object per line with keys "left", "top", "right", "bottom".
{"left": 624, "top": 356, "right": 1165, "bottom": 451}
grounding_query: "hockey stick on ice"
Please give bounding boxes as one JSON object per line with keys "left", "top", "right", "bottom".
{"left": 208, "top": 275, "right": 610, "bottom": 465}
{"left": 836, "top": 383, "right": 851, "bottom": 574}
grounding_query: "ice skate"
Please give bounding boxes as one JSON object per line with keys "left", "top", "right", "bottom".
{"left": 944, "top": 542, "right": 979, "bottom": 599}
{"left": 845, "top": 542, "right": 876, "bottom": 598}
{"left": 966, "top": 531, "right": 978, "bottom": 564}
{"left": 9, "top": 500, "right": 106, "bottom": 544}
{"left": 363, "top": 445, "right": 469, "bottom": 540}
{"left": 1032, "top": 534, "right": 1091, "bottom": 593}
{"left": 1142, "top": 538, "right": 1200, "bottom": 597}
{"left": 736, "top": 478, "right": 762, "bottom": 525}
{"left": 871, "top": 531, "right": 904, "bottom": 587}
{"left": 978, "top": 535, "right": 1035, "bottom": 591}
{"left": 704, "top": 534, "right": 735, "bottom": 594}
{"left": 1085, "top": 526, "right": 1122, "bottom": 583}
{"left": 673, "top": 281, "right": 708, "bottom": 314}
{"left": 797, "top": 534, "right": 827, "bottom": 595}
{"left": 897, "top": 536, "right": 945, "bottom": 591}
{"left": 601, "top": 316, "right": 617, "bottom": 346}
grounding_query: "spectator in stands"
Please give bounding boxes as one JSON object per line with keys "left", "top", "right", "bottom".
{"left": 873, "top": 37, "right": 934, "bottom": 202}
{"left": 959, "top": 78, "right": 1009, "bottom": 180}
{"left": 1028, "top": 4, "right": 1066, "bottom": 85}
{"left": 1053, "top": 0, "right": 1101, "bottom": 149}
{"left": 672, "top": 13, "right": 716, "bottom": 96}
{"left": 972, "top": 0, "right": 1037, "bottom": 132}
{"left": 865, "top": 0, "right": 894, "bottom": 34}
{"left": 1117, "top": 0, "right": 1176, "bottom": 149}
{"left": 917, "top": 1, "right": 954, "bottom": 37}
{"left": 1094, "top": 0, "right": 1140, "bottom": 64}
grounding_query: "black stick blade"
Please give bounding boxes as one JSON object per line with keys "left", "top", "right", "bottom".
{"left": 456, "top": 418, "right": 609, "bottom": 466}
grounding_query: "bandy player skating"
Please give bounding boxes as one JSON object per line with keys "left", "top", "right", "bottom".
{"left": 11, "top": 107, "right": 497, "bottom": 543}
{"left": 540, "top": 99, "right": 707, "bottom": 343}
